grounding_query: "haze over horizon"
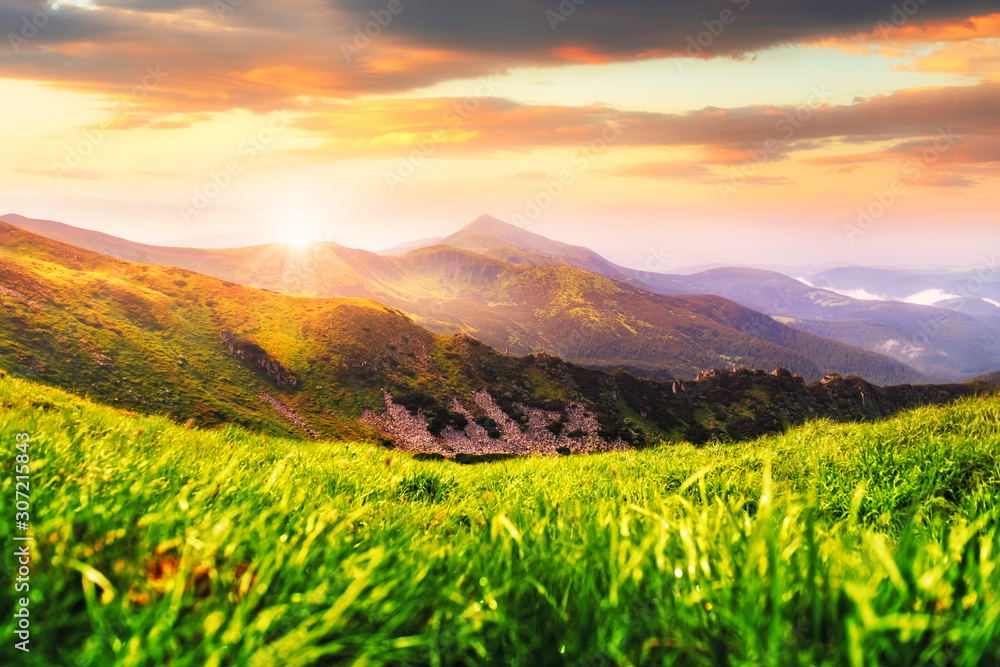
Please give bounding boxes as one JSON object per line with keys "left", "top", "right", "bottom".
{"left": 2, "top": 0, "right": 999, "bottom": 268}
{"left": 2, "top": 210, "right": 996, "bottom": 277}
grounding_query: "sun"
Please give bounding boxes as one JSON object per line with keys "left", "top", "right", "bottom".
{"left": 284, "top": 224, "right": 319, "bottom": 248}
{"left": 278, "top": 209, "right": 322, "bottom": 247}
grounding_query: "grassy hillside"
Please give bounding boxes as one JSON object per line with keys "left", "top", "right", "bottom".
{"left": 0, "top": 218, "right": 925, "bottom": 386}
{"left": 2, "top": 374, "right": 999, "bottom": 665}
{"left": 0, "top": 220, "right": 422, "bottom": 440}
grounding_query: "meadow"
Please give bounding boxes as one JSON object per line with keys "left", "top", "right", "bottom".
{"left": 1, "top": 372, "right": 998, "bottom": 666}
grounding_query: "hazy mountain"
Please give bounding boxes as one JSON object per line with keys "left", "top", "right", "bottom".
{"left": 435, "top": 215, "right": 642, "bottom": 279}
{"left": 809, "top": 266, "right": 1000, "bottom": 312}
{"left": 376, "top": 218, "right": 1000, "bottom": 382}
{"left": 809, "top": 267, "right": 939, "bottom": 300}
{"left": 0, "top": 214, "right": 924, "bottom": 385}
{"left": 377, "top": 236, "right": 445, "bottom": 255}
{"left": 392, "top": 245, "right": 931, "bottom": 384}
{"left": 973, "top": 370, "right": 1000, "bottom": 385}
{"left": 0, "top": 221, "right": 989, "bottom": 451}
{"left": 639, "top": 267, "right": 1000, "bottom": 382}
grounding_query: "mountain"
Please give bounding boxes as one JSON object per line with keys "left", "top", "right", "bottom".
{"left": 369, "top": 217, "right": 1000, "bottom": 382}
{"left": 0, "top": 215, "right": 924, "bottom": 385}
{"left": 807, "top": 266, "right": 1000, "bottom": 326}
{"left": 434, "top": 215, "right": 638, "bottom": 279}
{"left": 2, "top": 221, "right": 989, "bottom": 453}
{"left": 974, "top": 370, "right": 1000, "bottom": 385}
{"left": 433, "top": 215, "right": 703, "bottom": 293}
{"left": 809, "top": 266, "right": 1000, "bottom": 304}
{"left": 378, "top": 236, "right": 445, "bottom": 255}
{"left": 367, "top": 216, "right": 1000, "bottom": 382}
{"left": 386, "top": 245, "right": 932, "bottom": 384}
{"left": 642, "top": 267, "right": 1000, "bottom": 382}
{"left": 808, "top": 267, "right": 939, "bottom": 300}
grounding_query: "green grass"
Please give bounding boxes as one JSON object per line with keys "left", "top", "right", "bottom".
{"left": 1, "top": 374, "right": 999, "bottom": 666}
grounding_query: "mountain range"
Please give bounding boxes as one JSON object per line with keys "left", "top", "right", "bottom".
{"left": 372, "top": 215, "right": 1000, "bottom": 382}
{"left": 0, "top": 213, "right": 931, "bottom": 385}
{"left": 2, "top": 214, "right": 997, "bottom": 455}
{"left": 1, "top": 220, "right": 995, "bottom": 456}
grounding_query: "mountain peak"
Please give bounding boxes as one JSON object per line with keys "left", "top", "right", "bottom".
{"left": 460, "top": 214, "right": 522, "bottom": 235}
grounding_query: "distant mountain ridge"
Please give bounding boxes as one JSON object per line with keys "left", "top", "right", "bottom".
{"left": 974, "top": 370, "right": 1000, "bottom": 385}
{"left": 667, "top": 267, "right": 1000, "bottom": 381}
{"left": 399, "top": 218, "right": 1000, "bottom": 382}
{"left": 0, "top": 214, "right": 925, "bottom": 385}
{"left": 437, "top": 215, "right": 639, "bottom": 279}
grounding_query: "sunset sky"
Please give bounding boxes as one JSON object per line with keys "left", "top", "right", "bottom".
{"left": 1, "top": 0, "right": 999, "bottom": 269}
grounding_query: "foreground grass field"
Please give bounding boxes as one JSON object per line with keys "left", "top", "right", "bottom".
{"left": 1, "top": 373, "right": 999, "bottom": 666}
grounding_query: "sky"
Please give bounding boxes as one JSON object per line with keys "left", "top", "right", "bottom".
{"left": 1, "top": 0, "right": 999, "bottom": 270}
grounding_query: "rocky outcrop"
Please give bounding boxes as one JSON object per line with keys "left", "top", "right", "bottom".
{"left": 364, "top": 367, "right": 996, "bottom": 455}
{"left": 0, "top": 284, "right": 38, "bottom": 308}
{"left": 219, "top": 333, "right": 298, "bottom": 388}
{"left": 260, "top": 391, "right": 319, "bottom": 439}
{"left": 362, "top": 389, "right": 626, "bottom": 457}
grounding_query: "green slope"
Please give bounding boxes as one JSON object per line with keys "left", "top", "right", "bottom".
{"left": 2, "top": 374, "right": 999, "bottom": 665}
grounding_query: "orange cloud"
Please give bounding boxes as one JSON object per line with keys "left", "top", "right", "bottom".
{"left": 804, "top": 153, "right": 895, "bottom": 166}
{"left": 812, "top": 11, "right": 1000, "bottom": 77}
{"left": 894, "top": 39, "right": 1000, "bottom": 79}
{"left": 277, "top": 83, "right": 1000, "bottom": 164}
{"left": 548, "top": 45, "right": 615, "bottom": 65}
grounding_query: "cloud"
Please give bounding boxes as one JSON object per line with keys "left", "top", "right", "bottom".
{"left": 14, "top": 167, "right": 106, "bottom": 180}
{"left": 324, "top": 1, "right": 1000, "bottom": 64}
{"left": 878, "top": 338, "right": 925, "bottom": 360}
{"left": 2, "top": 0, "right": 999, "bottom": 118}
{"left": 824, "top": 286, "right": 887, "bottom": 301}
{"left": 281, "top": 82, "right": 1000, "bottom": 166}
{"left": 895, "top": 38, "right": 1000, "bottom": 79}
{"left": 4, "top": 0, "right": 1000, "bottom": 196}
{"left": 815, "top": 11, "right": 1000, "bottom": 57}
{"left": 805, "top": 129, "right": 1000, "bottom": 183}
{"left": 909, "top": 173, "right": 982, "bottom": 188}
{"left": 600, "top": 160, "right": 716, "bottom": 182}
{"left": 903, "top": 288, "right": 962, "bottom": 305}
